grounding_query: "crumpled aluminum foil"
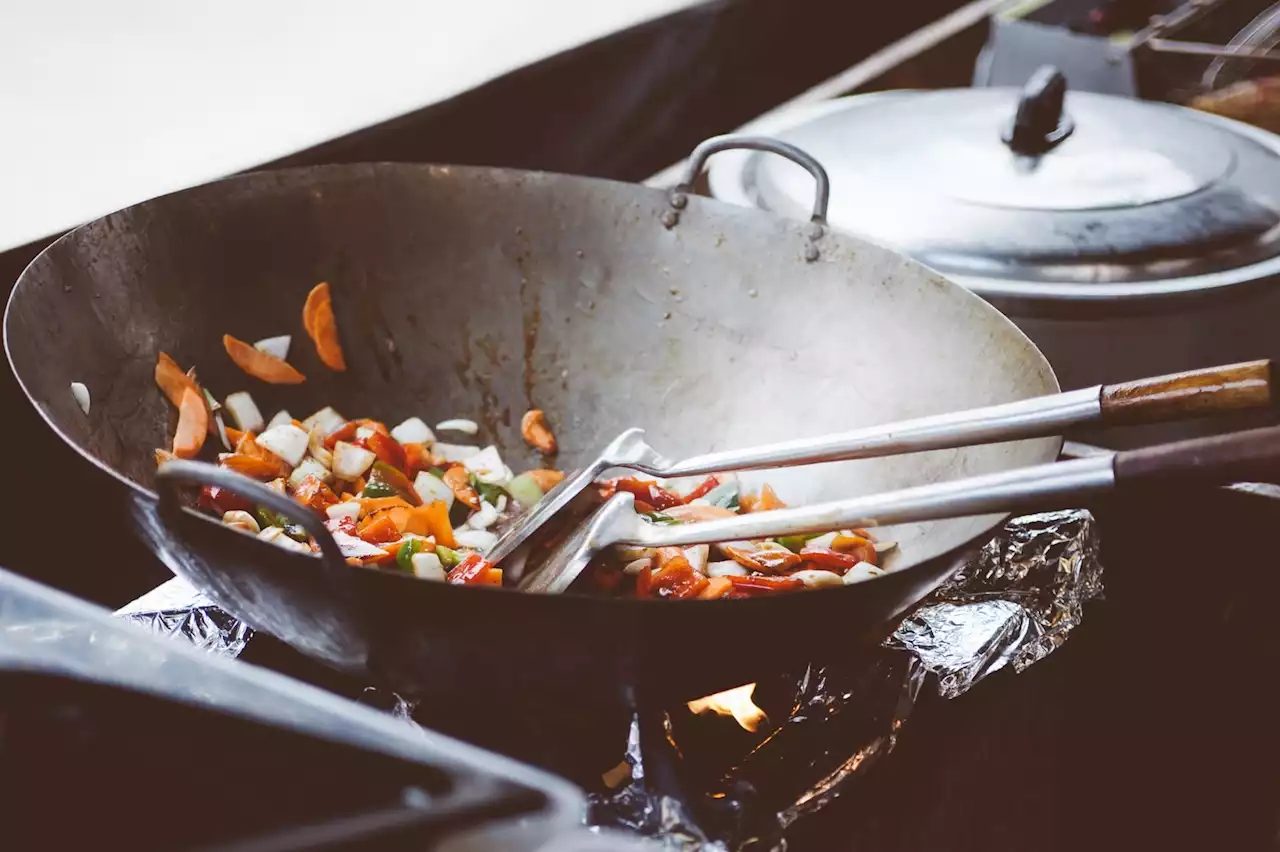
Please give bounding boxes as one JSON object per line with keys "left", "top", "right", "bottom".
{"left": 115, "top": 576, "right": 253, "bottom": 658}
{"left": 113, "top": 509, "right": 1102, "bottom": 851}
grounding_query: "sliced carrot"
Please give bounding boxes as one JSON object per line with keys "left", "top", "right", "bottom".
{"left": 526, "top": 469, "right": 566, "bottom": 492}
{"left": 303, "top": 282, "right": 346, "bottom": 371}
{"left": 356, "top": 496, "right": 412, "bottom": 518}
{"left": 155, "top": 351, "right": 201, "bottom": 409}
{"left": 223, "top": 334, "right": 305, "bottom": 384}
{"left": 219, "top": 453, "right": 285, "bottom": 480}
{"left": 225, "top": 426, "right": 245, "bottom": 446}
{"left": 172, "top": 387, "right": 208, "bottom": 459}
{"left": 698, "top": 576, "right": 734, "bottom": 600}
{"left": 233, "top": 432, "right": 290, "bottom": 477}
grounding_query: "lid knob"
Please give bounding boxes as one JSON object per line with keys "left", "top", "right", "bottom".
{"left": 1002, "top": 66, "right": 1075, "bottom": 156}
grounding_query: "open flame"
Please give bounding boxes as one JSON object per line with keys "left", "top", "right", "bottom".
{"left": 686, "top": 682, "right": 768, "bottom": 733}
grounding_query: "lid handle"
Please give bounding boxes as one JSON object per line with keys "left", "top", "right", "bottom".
{"left": 1002, "top": 65, "right": 1075, "bottom": 156}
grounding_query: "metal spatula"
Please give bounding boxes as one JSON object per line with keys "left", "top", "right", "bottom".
{"left": 520, "top": 423, "right": 1280, "bottom": 593}
{"left": 488, "top": 360, "right": 1272, "bottom": 566}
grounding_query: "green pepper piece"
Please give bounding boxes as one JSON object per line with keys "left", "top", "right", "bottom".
{"left": 777, "top": 535, "right": 807, "bottom": 553}
{"left": 469, "top": 474, "right": 505, "bottom": 506}
{"left": 428, "top": 467, "right": 446, "bottom": 479}
{"left": 283, "top": 524, "right": 309, "bottom": 542}
{"left": 643, "top": 511, "right": 680, "bottom": 525}
{"left": 396, "top": 538, "right": 423, "bottom": 571}
{"left": 254, "top": 506, "right": 282, "bottom": 529}
{"left": 202, "top": 388, "right": 220, "bottom": 411}
{"left": 435, "top": 545, "right": 461, "bottom": 569}
{"left": 360, "top": 477, "right": 397, "bottom": 499}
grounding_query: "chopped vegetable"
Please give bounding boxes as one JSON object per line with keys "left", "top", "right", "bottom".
{"left": 777, "top": 535, "right": 807, "bottom": 553}
{"left": 414, "top": 500, "right": 457, "bottom": 548}
{"left": 663, "top": 503, "right": 736, "bottom": 523}
{"left": 471, "top": 476, "right": 506, "bottom": 507}
{"left": 256, "top": 423, "right": 310, "bottom": 466}
{"left": 703, "top": 480, "right": 740, "bottom": 509}
{"left": 442, "top": 466, "right": 480, "bottom": 510}
{"left": 789, "top": 569, "right": 844, "bottom": 589}
{"left": 332, "top": 441, "right": 376, "bottom": 480}
{"left": 224, "top": 392, "right": 265, "bottom": 433}
{"left": 461, "top": 445, "right": 510, "bottom": 485}
{"left": 294, "top": 475, "right": 340, "bottom": 516}
{"left": 326, "top": 501, "right": 360, "bottom": 521}
{"left": 435, "top": 545, "right": 461, "bottom": 569}
{"left": 70, "top": 382, "right": 90, "bottom": 415}
{"left": 254, "top": 335, "right": 291, "bottom": 361}
{"left": 258, "top": 526, "right": 312, "bottom": 553}
{"left": 199, "top": 484, "right": 254, "bottom": 515}
{"left": 698, "top": 576, "right": 734, "bottom": 599}
{"left": 367, "top": 432, "right": 409, "bottom": 473}
{"left": 396, "top": 538, "right": 425, "bottom": 571}
{"left": 844, "top": 561, "right": 885, "bottom": 584}
{"left": 503, "top": 472, "right": 545, "bottom": 508}
{"left": 706, "top": 560, "right": 748, "bottom": 578}
{"left": 413, "top": 470, "right": 455, "bottom": 508}
{"left": 681, "top": 476, "right": 720, "bottom": 503}
{"left": 447, "top": 552, "right": 501, "bottom": 585}
{"left": 172, "top": 387, "right": 209, "bottom": 459}
{"left": 643, "top": 511, "right": 680, "bottom": 525}
{"left": 454, "top": 528, "right": 498, "bottom": 552}
{"left": 223, "top": 334, "right": 306, "bottom": 384}
{"left": 358, "top": 513, "right": 401, "bottom": 544}
{"left": 433, "top": 442, "right": 481, "bottom": 462}
{"left": 221, "top": 510, "right": 260, "bottom": 534}
{"left": 360, "top": 478, "right": 397, "bottom": 499}
{"left": 302, "top": 282, "right": 346, "bottom": 371}
{"left": 435, "top": 418, "right": 478, "bottom": 435}
{"left": 614, "top": 477, "right": 683, "bottom": 511}
{"left": 219, "top": 452, "right": 287, "bottom": 480}
{"left": 254, "top": 506, "right": 284, "bottom": 529}
{"left": 287, "top": 457, "right": 332, "bottom": 490}
{"left": 266, "top": 409, "right": 294, "bottom": 430}
{"left": 390, "top": 417, "right": 435, "bottom": 445}
{"left": 410, "top": 551, "right": 446, "bottom": 580}
{"left": 302, "top": 406, "right": 346, "bottom": 435}
{"left": 154, "top": 352, "right": 201, "bottom": 410}
{"left": 520, "top": 409, "right": 557, "bottom": 454}
{"left": 464, "top": 499, "right": 500, "bottom": 531}
{"left": 831, "top": 533, "right": 878, "bottom": 565}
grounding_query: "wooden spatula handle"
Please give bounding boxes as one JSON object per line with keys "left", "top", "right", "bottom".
{"left": 1115, "top": 424, "right": 1280, "bottom": 489}
{"left": 1100, "top": 360, "right": 1273, "bottom": 425}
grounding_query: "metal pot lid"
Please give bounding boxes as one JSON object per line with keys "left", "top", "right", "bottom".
{"left": 707, "top": 67, "right": 1280, "bottom": 304}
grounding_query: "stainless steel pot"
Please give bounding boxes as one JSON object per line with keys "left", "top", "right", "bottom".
{"left": 707, "top": 68, "right": 1280, "bottom": 446}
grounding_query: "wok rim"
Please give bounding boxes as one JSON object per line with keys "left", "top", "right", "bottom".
{"left": 3, "top": 160, "right": 1063, "bottom": 611}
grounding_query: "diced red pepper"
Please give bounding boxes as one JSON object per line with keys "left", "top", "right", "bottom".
{"left": 402, "top": 442, "right": 431, "bottom": 474}
{"left": 447, "top": 552, "right": 499, "bottom": 585}
{"left": 613, "top": 477, "right": 683, "bottom": 511}
{"left": 725, "top": 575, "right": 805, "bottom": 594}
{"left": 325, "top": 516, "right": 358, "bottom": 537}
{"left": 634, "top": 566, "right": 654, "bottom": 597}
{"left": 199, "top": 484, "right": 254, "bottom": 515}
{"left": 796, "top": 547, "right": 862, "bottom": 573}
{"left": 323, "top": 421, "right": 359, "bottom": 450}
{"left": 649, "top": 552, "right": 709, "bottom": 599}
{"left": 358, "top": 513, "right": 401, "bottom": 544}
{"left": 367, "top": 431, "right": 409, "bottom": 473}
{"left": 681, "top": 476, "right": 720, "bottom": 503}
{"left": 293, "top": 475, "right": 340, "bottom": 517}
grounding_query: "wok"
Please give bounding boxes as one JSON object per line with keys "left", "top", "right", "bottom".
{"left": 4, "top": 137, "right": 1060, "bottom": 704}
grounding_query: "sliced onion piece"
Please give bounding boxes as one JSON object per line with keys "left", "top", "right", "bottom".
{"left": 332, "top": 441, "right": 376, "bottom": 480}
{"left": 454, "top": 529, "right": 498, "bottom": 553}
{"left": 224, "top": 392, "right": 264, "bottom": 433}
{"left": 843, "top": 561, "right": 886, "bottom": 585}
{"left": 266, "top": 409, "right": 294, "bottom": 430}
{"left": 622, "top": 557, "right": 653, "bottom": 576}
{"left": 257, "top": 423, "right": 310, "bottom": 466}
{"left": 706, "top": 560, "right": 748, "bottom": 578}
{"left": 504, "top": 472, "right": 545, "bottom": 508}
{"left": 326, "top": 501, "right": 361, "bottom": 521}
{"left": 684, "top": 544, "right": 710, "bottom": 575}
{"left": 390, "top": 416, "right": 435, "bottom": 445}
{"left": 254, "top": 335, "right": 292, "bottom": 361}
{"left": 413, "top": 470, "right": 455, "bottom": 509}
{"left": 434, "top": 442, "right": 481, "bottom": 463}
{"left": 435, "top": 418, "right": 478, "bottom": 435}
{"left": 790, "top": 569, "right": 844, "bottom": 589}
{"left": 410, "top": 551, "right": 446, "bottom": 580}
{"left": 302, "top": 406, "right": 346, "bottom": 435}
{"left": 288, "top": 456, "right": 333, "bottom": 490}
{"left": 462, "top": 445, "right": 510, "bottom": 485}
{"left": 70, "top": 382, "right": 90, "bottom": 414}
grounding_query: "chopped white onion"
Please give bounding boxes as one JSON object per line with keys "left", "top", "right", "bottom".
{"left": 462, "top": 445, "right": 510, "bottom": 485}
{"left": 435, "top": 418, "right": 479, "bottom": 435}
{"left": 355, "top": 424, "right": 377, "bottom": 441}
{"left": 466, "top": 500, "right": 500, "bottom": 530}
{"left": 224, "top": 392, "right": 264, "bottom": 433}
{"left": 410, "top": 551, "right": 446, "bottom": 581}
{"left": 257, "top": 423, "right": 310, "bottom": 466}
{"left": 390, "top": 416, "right": 435, "bottom": 445}
{"left": 214, "top": 411, "right": 232, "bottom": 451}
{"left": 331, "top": 530, "right": 386, "bottom": 559}
{"left": 307, "top": 427, "right": 333, "bottom": 469}
{"left": 805, "top": 532, "right": 839, "bottom": 550}
{"left": 221, "top": 510, "right": 259, "bottom": 534}
{"left": 433, "top": 442, "right": 481, "bottom": 462}
{"left": 257, "top": 526, "right": 311, "bottom": 554}
{"left": 302, "top": 406, "right": 346, "bottom": 435}
{"left": 266, "top": 409, "right": 294, "bottom": 430}
{"left": 326, "top": 501, "right": 361, "bottom": 521}
{"left": 843, "top": 561, "right": 885, "bottom": 585}
{"left": 70, "top": 382, "right": 90, "bottom": 414}
{"left": 413, "top": 471, "right": 455, "bottom": 508}
{"left": 874, "top": 540, "right": 898, "bottom": 554}
{"left": 790, "top": 569, "right": 844, "bottom": 589}
{"left": 332, "top": 441, "right": 376, "bottom": 480}
{"left": 253, "top": 335, "right": 292, "bottom": 361}
{"left": 707, "top": 560, "right": 748, "bottom": 578}
{"left": 288, "top": 456, "right": 333, "bottom": 490}
{"left": 454, "top": 529, "right": 499, "bottom": 554}
{"left": 683, "top": 544, "right": 710, "bottom": 575}
{"left": 622, "top": 557, "right": 653, "bottom": 576}
{"left": 617, "top": 545, "right": 656, "bottom": 562}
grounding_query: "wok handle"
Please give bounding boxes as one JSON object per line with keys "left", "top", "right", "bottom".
{"left": 1100, "top": 359, "right": 1273, "bottom": 425}
{"left": 672, "top": 134, "right": 830, "bottom": 225}
{"left": 155, "top": 460, "right": 349, "bottom": 575}
{"left": 1115, "top": 424, "right": 1280, "bottom": 489}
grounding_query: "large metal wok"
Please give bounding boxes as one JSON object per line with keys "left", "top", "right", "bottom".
{"left": 4, "top": 137, "right": 1060, "bottom": 704}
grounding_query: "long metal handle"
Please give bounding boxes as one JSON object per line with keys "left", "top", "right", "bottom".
{"left": 633, "top": 455, "right": 1118, "bottom": 547}
{"left": 672, "top": 135, "right": 831, "bottom": 224}
{"left": 659, "top": 386, "right": 1101, "bottom": 478}
{"left": 658, "top": 360, "right": 1275, "bottom": 478}
{"left": 156, "top": 460, "right": 349, "bottom": 574}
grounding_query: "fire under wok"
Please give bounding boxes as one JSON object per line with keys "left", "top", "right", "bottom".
{"left": 5, "top": 137, "right": 1064, "bottom": 704}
